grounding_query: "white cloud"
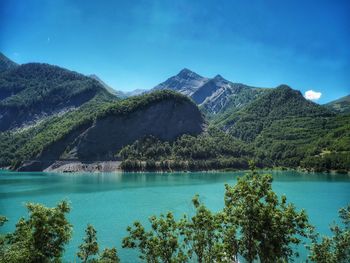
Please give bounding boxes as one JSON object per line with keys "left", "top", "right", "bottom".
{"left": 304, "top": 90, "right": 322, "bottom": 100}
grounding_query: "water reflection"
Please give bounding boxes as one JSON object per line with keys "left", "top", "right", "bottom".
{"left": 0, "top": 170, "right": 349, "bottom": 200}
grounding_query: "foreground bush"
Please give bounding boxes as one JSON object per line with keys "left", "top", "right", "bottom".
{"left": 123, "top": 164, "right": 310, "bottom": 262}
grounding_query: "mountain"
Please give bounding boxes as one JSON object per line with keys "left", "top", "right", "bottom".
{"left": 209, "top": 85, "right": 350, "bottom": 169}
{"left": 0, "top": 63, "right": 116, "bottom": 131}
{"left": 215, "top": 85, "right": 333, "bottom": 141}
{"left": 152, "top": 69, "right": 270, "bottom": 115}
{"left": 193, "top": 75, "right": 270, "bottom": 115}
{"left": 191, "top": 75, "right": 231, "bottom": 104}
{"left": 325, "top": 95, "right": 350, "bottom": 114}
{"left": 0, "top": 56, "right": 348, "bottom": 172}
{"left": 152, "top": 68, "right": 209, "bottom": 96}
{"left": 0, "top": 52, "right": 18, "bottom": 72}
{"left": 0, "top": 90, "right": 204, "bottom": 171}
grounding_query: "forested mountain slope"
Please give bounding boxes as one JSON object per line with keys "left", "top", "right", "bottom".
{"left": 214, "top": 85, "right": 333, "bottom": 141}
{"left": 0, "top": 61, "right": 116, "bottom": 131}
{"left": 118, "top": 85, "right": 349, "bottom": 172}
{"left": 0, "top": 90, "right": 204, "bottom": 171}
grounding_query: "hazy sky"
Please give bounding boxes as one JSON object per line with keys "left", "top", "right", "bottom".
{"left": 1, "top": 0, "right": 349, "bottom": 103}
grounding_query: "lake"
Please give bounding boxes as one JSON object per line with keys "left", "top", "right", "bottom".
{"left": 0, "top": 170, "right": 349, "bottom": 262}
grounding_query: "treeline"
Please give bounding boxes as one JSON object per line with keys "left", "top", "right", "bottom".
{"left": 118, "top": 128, "right": 252, "bottom": 171}
{"left": 117, "top": 121, "right": 350, "bottom": 173}
{"left": 1, "top": 167, "right": 349, "bottom": 262}
{"left": 0, "top": 63, "right": 101, "bottom": 108}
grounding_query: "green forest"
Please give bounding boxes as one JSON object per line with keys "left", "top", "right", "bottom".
{"left": 118, "top": 114, "right": 350, "bottom": 173}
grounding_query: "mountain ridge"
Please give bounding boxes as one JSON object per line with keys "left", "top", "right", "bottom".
{"left": 0, "top": 53, "right": 348, "bottom": 172}
{"left": 0, "top": 52, "right": 18, "bottom": 72}
{"left": 325, "top": 94, "right": 350, "bottom": 114}
{"left": 152, "top": 68, "right": 209, "bottom": 96}
{"left": 0, "top": 61, "right": 117, "bottom": 131}
{"left": 151, "top": 68, "right": 272, "bottom": 116}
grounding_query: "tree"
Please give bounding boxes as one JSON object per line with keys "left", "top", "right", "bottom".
{"left": 0, "top": 200, "right": 72, "bottom": 263}
{"left": 99, "top": 247, "right": 120, "bottom": 263}
{"left": 179, "top": 195, "right": 226, "bottom": 263}
{"left": 308, "top": 205, "right": 350, "bottom": 263}
{"left": 223, "top": 162, "right": 310, "bottom": 263}
{"left": 122, "top": 212, "right": 187, "bottom": 263}
{"left": 78, "top": 224, "right": 99, "bottom": 263}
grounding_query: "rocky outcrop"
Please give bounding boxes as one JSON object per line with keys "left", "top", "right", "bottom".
{"left": 44, "top": 161, "right": 122, "bottom": 173}
{"left": 68, "top": 99, "right": 205, "bottom": 160}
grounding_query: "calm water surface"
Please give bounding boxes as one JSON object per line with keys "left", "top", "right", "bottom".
{"left": 0, "top": 170, "right": 349, "bottom": 262}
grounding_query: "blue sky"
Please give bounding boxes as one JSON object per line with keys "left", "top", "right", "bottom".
{"left": 1, "top": 0, "right": 349, "bottom": 103}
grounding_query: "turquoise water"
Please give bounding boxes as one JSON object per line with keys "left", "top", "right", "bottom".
{"left": 0, "top": 170, "right": 349, "bottom": 262}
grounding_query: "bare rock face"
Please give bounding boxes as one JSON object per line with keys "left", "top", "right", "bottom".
{"left": 70, "top": 99, "right": 205, "bottom": 160}
{"left": 152, "top": 68, "right": 209, "bottom": 96}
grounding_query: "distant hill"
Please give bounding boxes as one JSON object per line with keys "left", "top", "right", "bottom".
{"left": 89, "top": 74, "right": 147, "bottom": 98}
{"left": 0, "top": 62, "right": 116, "bottom": 131}
{"left": 325, "top": 95, "right": 350, "bottom": 114}
{"left": 0, "top": 52, "right": 18, "bottom": 72}
{"left": 123, "top": 89, "right": 148, "bottom": 97}
{"left": 208, "top": 85, "right": 350, "bottom": 169}
{"left": 215, "top": 85, "right": 333, "bottom": 141}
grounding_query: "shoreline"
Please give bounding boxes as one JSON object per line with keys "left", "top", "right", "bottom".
{"left": 1, "top": 160, "right": 349, "bottom": 175}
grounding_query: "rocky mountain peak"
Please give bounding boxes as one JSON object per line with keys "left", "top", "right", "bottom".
{"left": 152, "top": 68, "right": 208, "bottom": 96}
{"left": 177, "top": 68, "right": 202, "bottom": 80}
{"left": 213, "top": 74, "right": 225, "bottom": 80}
